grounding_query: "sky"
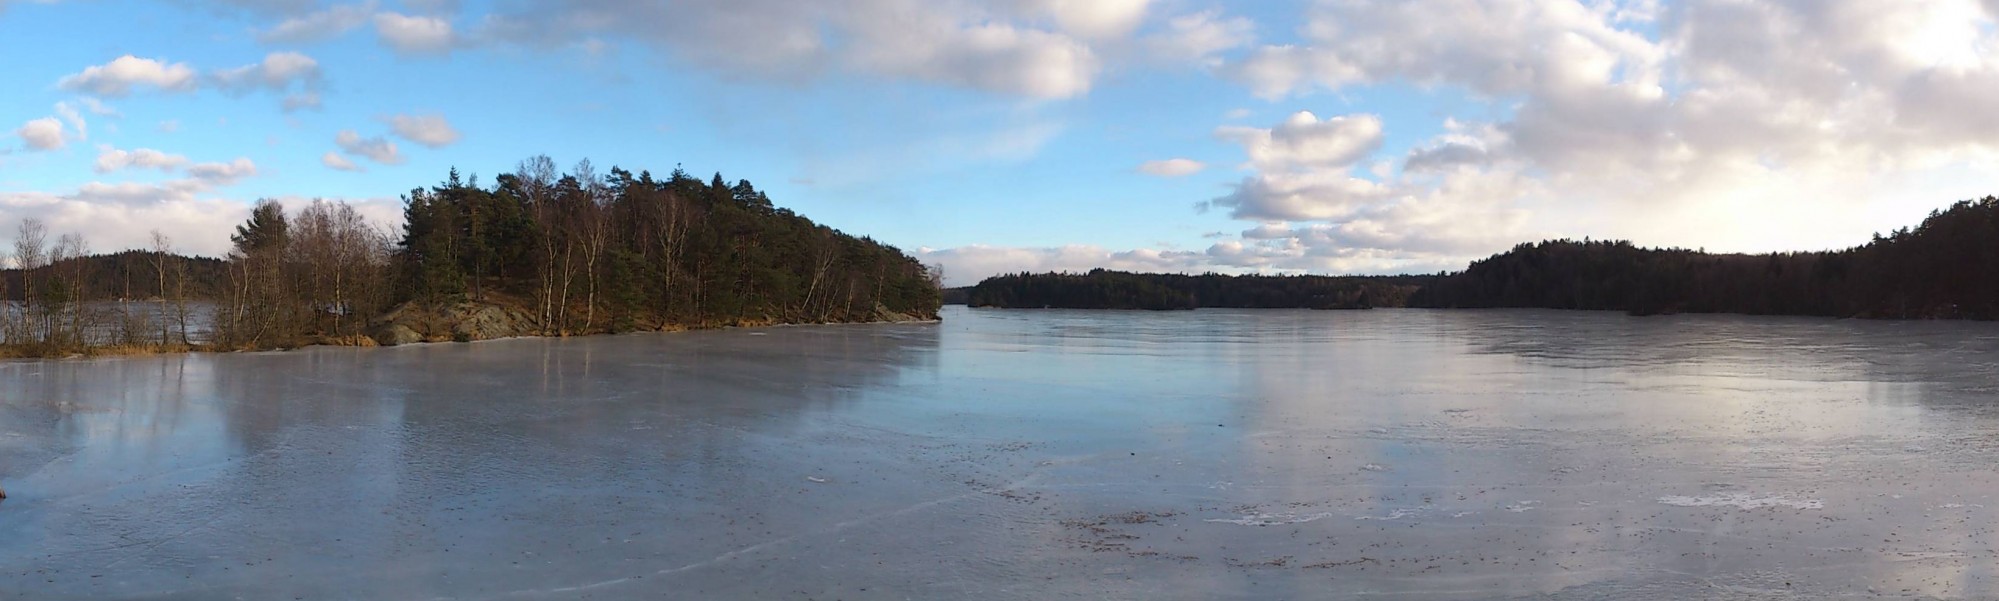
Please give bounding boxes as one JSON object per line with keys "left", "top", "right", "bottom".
{"left": 6, "top": 0, "right": 1999, "bottom": 285}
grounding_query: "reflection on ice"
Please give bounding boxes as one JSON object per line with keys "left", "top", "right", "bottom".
{"left": 7, "top": 307, "right": 1999, "bottom": 599}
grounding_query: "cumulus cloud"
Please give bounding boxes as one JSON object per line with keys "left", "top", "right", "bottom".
{"left": 837, "top": 12, "right": 1100, "bottom": 99}
{"left": 0, "top": 187, "right": 251, "bottom": 258}
{"left": 185, "top": 158, "right": 259, "bottom": 185}
{"left": 57, "top": 56, "right": 200, "bottom": 97}
{"left": 0, "top": 150, "right": 273, "bottom": 257}
{"left": 1019, "top": 0, "right": 1152, "bottom": 39}
{"left": 1200, "top": 111, "right": 1403, "bottom": 222}
{"left": 321, "top": 151, "right": 363, "bottom": 172}
{"left": 0, "top": 190, "right": 402, "bottom": 260}
{"left": 1186, "top": 0, "right": 1999, "bottom": 274}
{"left": 374, "top": 11, "right": 457, "bottom": 55}
{"left": 1224, "top": 0, "right": 1662, "bottom": 100}
{"left": 56, "top": 53, "right": 324, "bottom": 110}
{"left": 384, "top": 113, "right": 461, "bottom": 148}
{"left": 95, "top": 147, "right": 190, "bottom": 173}
{"left": 334, "top": 130, "right": 403, "bottom": 165}
{"left": 1216, "top": 111, "right": 1383, "bottom": 172}
{"left": 257, "top": 1, "right": 377, "bottom": 43}
{"left": 1137, "top": 158, "right": 1205, "bottom": 177}
{"left": 458, "top": 0, "right": 1255, "bottom": 99}
{"left": 212, "top": 51, "right": 321, "bottom": 89}
{"left": 15, "top": 117, "right": 66, "bottom": 151}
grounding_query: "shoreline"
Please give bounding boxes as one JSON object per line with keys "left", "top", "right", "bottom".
{"left": 0, "top": 315, "right": 943, "bottom": 362}
{"left": 953, "top": 303, "right": 1999, "bottom": 323}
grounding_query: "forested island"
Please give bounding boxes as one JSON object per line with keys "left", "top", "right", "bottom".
{"left": 1, "top": 156, "right": 941, "bottom": 357}
{"left": 968, "top": 196, "right": 1999, "bottom": 320}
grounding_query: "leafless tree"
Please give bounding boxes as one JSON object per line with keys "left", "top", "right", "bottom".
{"left": 516, "top": 155, "right": 560, "bottom": 334}
{"left": 11, "top": 219, "right": 48, "bottom": 344}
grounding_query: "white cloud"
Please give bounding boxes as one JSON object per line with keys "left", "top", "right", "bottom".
{"left": 157, "top": 120, "right": 181, "bottom": 133}
{"left": 210, "top": 52, "right": 325, "bottom": 111}
{"left": 56, "top": 56, "right": 199, "bottom": 97}
{"left": 0, "top": 152, "right": 272, "bottom": 257}
{"left": 15, "top": 117, "right": 66, "bottom": 151}
{"left": 1224, "top": 0, "right": 1661, "bottom": 100}
{"left": 1216, "top": 111, "right": 1384, "bottom": 172}
{"left": 384, "top": 113, "right": 461, "bottom": 148}
{"left": 76, "top": 97, "right": 119, "bottom": 117}
{"left": 1139, "top": 9, "right": 1254, "bottom": 67}
{"left": 57, "top": 53, "right": 323, "bottom": 110}
{"left": 0, "top": 188, "right": 251, "bottom": 259}
{"left": 374, "top": 11, "right": 457, "bottom": 55}
{"left": 95, "top": 147, "right": 190, "bottom": 173}
{"left": 839, "top": 14, "right": 1100, "bottom": 100}
{"left": 1205, "top": 169, "right": 1396, "bottom": 222}
{"left": 257, "top": 1, "right": 377, "bottom": 43}
{"left": 321, "top": 151, "right": 363, "bottom": 172}
{"left": 186, "top": 158, "right": 259, "bottom": 185}
{"left": 1184, "top": 0, "right": 1999, "bottom": 272}
{"left": 1137, "top": 158, "right": 1205, "bottom": 177}
{"left": 52, "top": 101, "right": 86, "bottom": 142}
{"left": 467, "top": 0, "right": 1135, "bottom": 99}
{"left": 334, "top": 129, "right": 403, "bottom": 165}
{"left": 1020, "top": 0, "right": 1152, "bottom": 39}
{"left": 0, "top": 191, "right": 404, "bottom": 261}
{"left": 211, "top": 52, "right": 323, "bottom": 103}
{"left": 215, "top": 51, "right": 321, "bottom": 88}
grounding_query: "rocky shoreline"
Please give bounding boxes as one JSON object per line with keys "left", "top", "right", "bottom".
{"left": 367, "top": 299, "right": 939, "bottom": 347}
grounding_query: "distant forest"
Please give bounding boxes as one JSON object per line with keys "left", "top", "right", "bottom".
{"left": 0, "top": 251, "right": 225, "bottom": 302}
{"left": 967, "top": 271, "right": 1431, "bottom": 310}
{"left": 1, "top": 156, "right": 942, "bottom": 355}
{"left": 968, "top": 196, "right": 1999, "bottom": 320}
{"left": 1409, "top": 197, "right": 1999, "bottom": 319}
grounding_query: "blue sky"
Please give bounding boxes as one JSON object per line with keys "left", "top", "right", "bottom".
{"left": 7, "top": 0, "right": 1999, "bottom": 284}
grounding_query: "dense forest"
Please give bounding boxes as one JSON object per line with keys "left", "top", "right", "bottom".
{"left": 967, "top": 270, "right": 1432, "bottom": 310}
{"left": 1, "top": 156, "right": 942, "bottom": 356}
{"left": 1409, "top": 197, "right": 1999, "bottom": 319}
{"left": 388, "top": 158, "right": 939, "bottom": 331}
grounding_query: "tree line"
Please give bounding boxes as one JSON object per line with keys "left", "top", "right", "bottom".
{"left": 967, "top": 269, "right": 1432, "bottom": 310}
{"left": 964, "top": 196, "right": 1999, "bottom": 320}
{"left": 1408, "top": 197, "right": 1999, "bottom": 319}
{"left": 1, "top": 156, "right": 942, "bottom": 356}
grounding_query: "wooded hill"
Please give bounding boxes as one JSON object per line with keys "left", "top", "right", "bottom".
{"left": 0, "top": 251, "right": 225, "bottom": 302}
{"left": 967, "top": 270, "right": 1431, "bottom": 310}
{"left": 1408, "top": 197, "right": 1999, "bottom": 319}
{"left": 968, "top": 196, "right": 1999, "bottom": 320}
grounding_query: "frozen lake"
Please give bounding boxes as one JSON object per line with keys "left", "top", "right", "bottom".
{"left": 8, "top": 306, "right": 1999, "bottom": 599}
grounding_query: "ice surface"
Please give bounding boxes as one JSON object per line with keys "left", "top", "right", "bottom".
{"left": 1656, "top": 493, "right": 1825, "bottom": 510}
{"left": 7, "top": 307, "right": 1999, "bottom": 599}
